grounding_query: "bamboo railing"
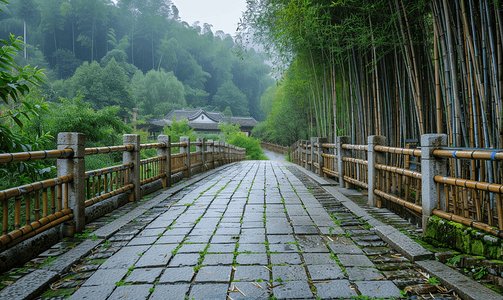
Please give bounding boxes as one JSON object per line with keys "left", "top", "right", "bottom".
{"left": 288, "top": 134, "right": 503, "bottom": 238}
{"left": 0, "top": 133, "right": 246, "bottom": 252}
{"left": 260, "top": 142, "right": 290, "bottom": 155}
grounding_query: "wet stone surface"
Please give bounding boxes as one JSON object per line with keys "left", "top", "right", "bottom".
{"left": 2, "top": 162, "right": 455, "bottom": 300}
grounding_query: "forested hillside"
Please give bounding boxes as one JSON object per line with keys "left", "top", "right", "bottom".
{"left": 0, "top": 0, "right": 274, "bottom": 120}
{"left": 245, "top": 0, "right": 502, "bottom": 150}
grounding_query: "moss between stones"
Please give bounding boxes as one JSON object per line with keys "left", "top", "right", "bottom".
{"left": 424, "top": 216, "right": 502, "bottom": 259}
{"left": 41, "top": 288, "right": 74, "bottom": 298}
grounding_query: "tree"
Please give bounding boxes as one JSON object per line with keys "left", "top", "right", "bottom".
{"left": 100, "top": 49, "right": 137, "bottom": 78}
{"left": 25, "top": 95, "right": 132, "bottom": 146}
{"left": 260, "top": 85, "right": 279, "bottom": 115}
{"left": 222, "top": 106, "right": 232, "bottom": 117}
{"left": 184, "top": 84, "right": 209, "bottom": 107}
{"left": 51, "top": 49, "right": 82, "bottom": 79}
{"left": 131, "top": 69, "right": 186, "bottom": 117}
{"left": 39, "top": 0, "right": 65, "bottom": 50}
{"left": 218, "top": 122, "right": 239, "bottom": 140}
{"left": 212, "top": 81, "right": 248, "bottom": 116}
{"left": 62, "top": 59, "right": 133, "bottom": 110}
{"left": 73, "top": 0, "right": 109, "bottom": 62}
{"left": 8, "top": 0, "right": 38, "bottom": 59}
{"left": 163, "top": 116, "right": 195, "bottom": 143}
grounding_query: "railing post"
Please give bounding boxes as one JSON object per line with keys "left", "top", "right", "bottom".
{"left": 318, "top": 137, "right": 327, "bottom": 177}
{"left": 227, "top": 143, "right": 231, "bottom": 164}
{"left": 221, "top": 142, "right": 225, "bottom": 165}
{"left": 180, "top": 136, "right": 191, "bottom": 178}
{"left": 123, "top": 134, "right": 141, "bottom": 201}
{"left": 295, "top": 142, "right": 299, "bottom": 164}
{"left": 304, "top": 141, "right": 309, "bottom": 169}
{"left": 157, "top": 135, "right": 171, "bottom": 187}
{"left": 310, "top": 137, "right": 316, "bottom": 172}
{"left": 421, "top": 134, "right": 448, "bottom": 233}
{"left": 367, "top": 135, "right": 386, "bottom": 207}
{"left": 224, "top": 143, "right": 229, "bottom": 164}
{"left": 337, "top": 136, "right": 351, "bottom": 188}
{"left": 196, "top": 137, "right": 205, "bottom": 172}
{"left": 57, "top": 132, "right": 86, "bottom": 233}
{"left": 214, "top": 141, "right": 218, "bottom": 167}
{"left": 208, "top": 140, "right": 214, "bottom": 169}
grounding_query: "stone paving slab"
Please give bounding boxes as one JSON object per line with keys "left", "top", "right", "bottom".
{"left": 314, "top": 280, "right": 358, "bottom": 299}
{"left": 99, "top": 245, "right": 150, "bottom": 269}
{"left": 272, "top": 280, "right": 313, "bottom": 299}
{"left": 308, "top": 264, "right": 345, "bottom": 280}
{"left": 194, "top": 266, "right": 232, "bottom": 283}
{"left": 125, "top": 268, "right": 163, "bottom": 283}
{"left": 203, "top": 253, "right": 234, "bottom": 265}
{"left": 169, "top": 253, "right": 200, "bottom": 267}
{"left": 236, "top": 253, "right": 268, "bottom": 265}
{"left": 149, "top": 284, "right": 190, "bottom": 300}
{"left": 337, "top": 254, "right": 375, "bottom": 267}
{"left": 189, "top": 283, "right": 228, "bottom": 300}
{"left": 158, "top": 267, "right": 195, "bottom": 283}
{"left": 228, "top": 282, "right": 269, "bottom": 299}
{"left": 355, "top": 281, "right": 402, "bottom": 298}
{"left": 69, "top": 285, "right": 116, "bottom": 300}
{"left": 82, "top": 268, "right": 128, "bottom": 286}
{"left": 272, "top": 265, "right": 308, "bottom": 281}
{"left": 108, "top": 284, "right": 152, "bottom": 300}
{"left": 375, "top": 225, "right": 434, "bottom": 262}
{"left": 346, "top": 267, "right": 383, "bottom": 280}
{"left": 135, "top": 244, "right": 175, "bottom": 267}
{"left": 270, "top": 253, "right": 302, "bottom": 265}
{"left": 233, "top": 266, "right": 270, "bottom": 282}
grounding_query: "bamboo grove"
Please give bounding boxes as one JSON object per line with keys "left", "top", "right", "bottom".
{"left": 241, "top": 0, "right": 502, "bottom": 180}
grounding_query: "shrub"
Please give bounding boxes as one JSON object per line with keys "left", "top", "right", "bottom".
{"left": 228, "top": 135, "right": 267, "bottom": 160}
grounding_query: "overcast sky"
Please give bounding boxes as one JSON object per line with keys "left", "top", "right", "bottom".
{"left": 173, "top": 0, "right": 248, "bottom": 36}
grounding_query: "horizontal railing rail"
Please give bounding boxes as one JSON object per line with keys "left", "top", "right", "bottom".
{"left": 0, "top": 149, "right": 74, "bottom": 164}
{"left": 85, "top": 145, "right": 133, "bottom": 155}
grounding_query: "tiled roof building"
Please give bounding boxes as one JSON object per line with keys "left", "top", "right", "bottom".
{"left": 145, "top": 109, "right": 260, "bottom": 135}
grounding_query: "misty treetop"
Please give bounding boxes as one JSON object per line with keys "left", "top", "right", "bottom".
{"left": 0, "top": 0, "right": 274, "bottom": 120}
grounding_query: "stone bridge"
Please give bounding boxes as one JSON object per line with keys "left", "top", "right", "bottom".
{"left": 1, "top": 159, "right": 500, "bottom": 300}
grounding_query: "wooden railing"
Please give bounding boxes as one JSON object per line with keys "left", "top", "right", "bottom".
{"left": 290, "top": 135, "right": 503, "bottom": 239}
{"left": 0, "top": 133, "right": 246, "bottom": 252}
{"left": 260, "top": 142, "right": 289, "bottom": 155}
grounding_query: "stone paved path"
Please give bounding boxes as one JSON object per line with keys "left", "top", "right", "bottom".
{"left": 46, "top": 161, "right": 415, "bottom": 299}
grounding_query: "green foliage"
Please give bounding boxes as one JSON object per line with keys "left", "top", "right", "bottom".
{"left": 446, "top": 255, "right": 462, "bottom": 267}
{"left": 99, "top": 49, "right": 137, "bottom": 78}
{"left": 25, "top": 95, "right": 132, "bottom": 146}
{"left": 251, "top": 60, "right": 310, "bottom": 145}
{"left": 50, "top": 49, "right": 82, "bottom": 80}
{"left": 54, "top": 59, "right": 134, "bottom": 110}
{"left": 222, "top": 106, "right": 233, "bottom": 117}
{"left": 0, "top": 31, "right": 50, "bottom": 185}
{"left": 228, "top": 134, "right": 267, "bottom": 160}
{"left": 218, "top": 122, "right": 240, "bottom": 141}
{"left": 427, "top": 277, "right": 440, "bottom": 285}
{"left": 212, "top": 81, "right": 249, "bottom": 116}
{"left": 260, "top": 85, "right": 279, "bottom": 115}
{"left": 163, "top": 117, "right": 196, "bottom": 143}
{"left": 131, "top": 69, "right": 186, "bottom": 118}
